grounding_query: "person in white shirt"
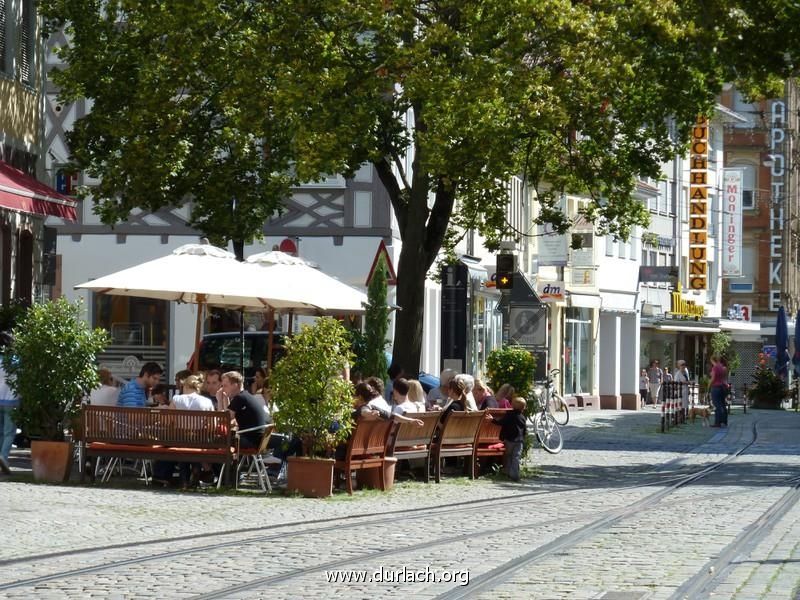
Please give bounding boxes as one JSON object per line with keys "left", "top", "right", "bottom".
{"left": 455, "top": 373, "right": 478, "bottom": 411}
{"left": 171, "top": 374, "right": 214, "bottom": 411}
{"left": 673, "top": 360, "right": 691, "bottom": 413}
{"left": 406, "top": 379, "right": 428, "bottom": 412}
{"left": 426, "top": 369, "right": 455, "bottom": 409}
{"left": 391, "top": 378, "right": 419, "bottom": 415}
{"left": 89, "top": 368, "right": 120, "bottom": 406}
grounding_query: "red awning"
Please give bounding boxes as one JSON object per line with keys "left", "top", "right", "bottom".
{"left": 0, "top": 161, "right": 78, "bottom": 221}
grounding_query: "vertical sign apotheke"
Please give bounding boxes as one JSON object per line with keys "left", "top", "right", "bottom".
{"left": 769, "top": 100, "right": 785, "bottom": 312}
{"left": 689, "top": 116, "right": 709, "bottom": 290}
{"left": 722, "top": 169, "right": 743, "bottom": 277}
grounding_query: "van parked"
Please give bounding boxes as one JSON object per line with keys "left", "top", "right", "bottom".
{"left": 197, "top": 331, "right": 286, "bottom": 381}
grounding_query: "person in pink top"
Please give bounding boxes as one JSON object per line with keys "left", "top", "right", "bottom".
{"left": 709, "top": 355, "right": 729, "bottom": 427}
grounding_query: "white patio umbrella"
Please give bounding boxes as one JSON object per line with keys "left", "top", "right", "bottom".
{"left": 244, "top": 250, "right": 368, "bottom": 315}
{"left": 75, "top": 243, "right": 323, "bottom": 369}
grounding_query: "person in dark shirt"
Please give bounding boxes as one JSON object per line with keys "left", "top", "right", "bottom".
{"left": 486, "top": 396, "right": 527, "bottom": 481}
{"left": 220, "top": 371, "right": 267, "bottom": 448}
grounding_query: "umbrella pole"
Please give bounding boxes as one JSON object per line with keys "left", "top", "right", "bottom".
{"left": 193, "top": 296, "right": 206, "bottom": 372}
{"left": 266, "top": 309, "right": 275, "bottom": 376}
{"left": 239, "top": 309, "right": 245, "bottom": 376}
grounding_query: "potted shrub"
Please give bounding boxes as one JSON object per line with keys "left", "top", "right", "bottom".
{"left": 747, "top": 365, "right": 786, "bottom": 409}
{"left": 271, "top": 317, "right": 354, "bottom": 497}
{"left": 4, "top": 298, "right": 109, "bottom": 482}
{"left": 486, "top": 345, "right": 537, "bottom": 398}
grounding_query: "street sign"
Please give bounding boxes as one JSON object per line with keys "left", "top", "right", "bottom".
{"left": 365, "top": 240, "right": 397, "bottom": 286}
{"left": 508, "top": 305, "right": 547, "bottom": 347}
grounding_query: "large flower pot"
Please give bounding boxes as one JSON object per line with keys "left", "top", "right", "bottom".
{"left": 31, "top": 440, "right": 74, "bottom": 483}
{"left": 286, "top": 456, "right": 334, "bottom": 498}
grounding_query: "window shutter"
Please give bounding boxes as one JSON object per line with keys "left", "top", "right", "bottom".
{"left": 0, "top": 0, "right": 6, "bottom": 73}
{"left": 19, "top": 0, "right": 32, "bottom": 83}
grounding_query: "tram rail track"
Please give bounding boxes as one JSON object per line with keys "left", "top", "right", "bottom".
{"left": 0, "top": 421, "right": 769, "bottom": 597}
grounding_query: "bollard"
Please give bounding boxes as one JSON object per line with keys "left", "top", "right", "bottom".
{"left": 661, "top": 397, "right": 667, "bottom": 432}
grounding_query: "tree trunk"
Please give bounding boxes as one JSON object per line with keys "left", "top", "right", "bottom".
{"left": 392, "top": 239, "right": 429, "bottom": 374}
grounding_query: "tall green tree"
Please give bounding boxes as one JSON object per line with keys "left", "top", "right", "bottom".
{"left": 42, "top": 0, "right": 800, "bottom": 371}
{"left": 363, "top": 254, "right": 390, "bottom": 380}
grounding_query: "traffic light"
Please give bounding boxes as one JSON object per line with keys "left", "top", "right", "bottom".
{"left": 496, "top": 253, "right": 515, "bottom": 289}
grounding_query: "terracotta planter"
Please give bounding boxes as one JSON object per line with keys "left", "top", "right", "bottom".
{"left": 31, "top": 440, "right": 74, "bottom": 483}
{"left": 286, "top": 456, "right": 334, "bottom": 498}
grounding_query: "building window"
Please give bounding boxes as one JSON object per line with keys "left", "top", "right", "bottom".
{"left": 618, "top": 238, "right": 626, "bottom": 259}
{"left": 94, "top": 295, "right": 169, "bottom": 347}
{"left": 564, "top": 308, "right": 592, "bottom": 395}
{"left": 729, "top": 163, "right": 756, "bottom": 210}
{"left": 605, "top": 235, "right": 614, "bottom": 257}
{"left": 353, "top": 191, "right": 372, "bottom": 227}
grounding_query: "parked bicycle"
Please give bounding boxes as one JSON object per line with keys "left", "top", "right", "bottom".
{"left": 530, "top": 368, "right": 566, "bottom": 454}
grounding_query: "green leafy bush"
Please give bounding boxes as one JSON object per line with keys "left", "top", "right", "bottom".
{"left": 271, "top": 317, "right": 354, "bottom": 457}
{"left": 486, "top": 345, "right": 536, "bottom": 398}
{"left": 747, "top": 365, "right": 786, "bottom": 409}
{"left": 5, "top": 298, "right": 110, "bottom": 441}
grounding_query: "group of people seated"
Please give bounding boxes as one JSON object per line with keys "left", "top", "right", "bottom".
{"left": 349, "top": 367, "right": 528, "bottom": 481}
{"left": 86, "top": 363, "right": 289, "bottom": 488}
{"left": 87, "top": 361, "right": 529, "bottom": 487}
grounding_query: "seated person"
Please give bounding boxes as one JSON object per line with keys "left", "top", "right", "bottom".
{"left": 455, "top": 374, "right": 478, "bottom": 411}
{"left": 117, "top": 362, "right": 163, "bottom": 408}
{"left": 406, "top": 379, "right": 428, "bottom": 412}
{"left": 171, "top": 374, "right": 214, "bottom": 411}
{"left": 201, "top": 369, "right": 222, "bottom": 409}
{"left": 219, "top": 371, "right": 267, "bottom": 449}
{"left": 89, "top": 367, "right": 119, "bottom": 406}
{"left": 151, "top": 383, "right": 170, "bottom": 407}
{"left": 442, "top": 378, "right": 469, "bottom": 417}
{"left": 391, "top": 378, "right": 420, "bottom": 415}
{"left": 474, "top": 378, "right": 497, "bottom": 410}
{"left": 336, "top": 382, "right": 423, "bottom": 460}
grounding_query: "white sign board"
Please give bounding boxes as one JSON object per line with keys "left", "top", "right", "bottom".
{"left": 537, "top": 223, "right": 568, "bottom": 266}
{"left": 722, "top": 169, "right": 743, "bottom": 277}
{"left": 536, "top": 280, "right": 565, "bottom": 303}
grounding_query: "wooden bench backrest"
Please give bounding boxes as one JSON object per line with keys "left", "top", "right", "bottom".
{"left": 477, "top": 409, "right": 510, "bottom": 445}
{"left": 393, "top": 412, "right": 441, "bottom": 449}
{"left": 82, "top": 405, "right": 230, "bottom": 449}
{"left": 440, "top": 411, "right": 485, "bottom": 447}
{"left": 345, "top": 418, "right": 394, "bottom": 460}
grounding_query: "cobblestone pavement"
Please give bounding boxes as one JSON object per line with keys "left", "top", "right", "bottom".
{"left": 2, "top": 407, "right": 800, "bottom": 599}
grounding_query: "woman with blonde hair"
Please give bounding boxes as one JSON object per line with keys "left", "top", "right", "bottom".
{"left": 494, "top": 383, "right": 515, "bottom": 409}
{"left": 170, "top": 374, "right": 214, "bottom": 411}
{"left": 473, "top": 378, "right": 497, "bottom": 410}
{"left": 406, "top": 379, "right": 427, "bottom": 412}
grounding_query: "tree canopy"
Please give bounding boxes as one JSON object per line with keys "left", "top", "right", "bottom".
{"left": 42, "top": 0, "right": 800, "bottom": 369}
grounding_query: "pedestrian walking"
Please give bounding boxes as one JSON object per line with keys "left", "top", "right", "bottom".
{"left": 709, "top": 355, "right": 729, "bottom": 427}
{"left": 0, "top": 331, "right": 17, "bottom": 474}
{"left": 648, "top": 359, "right": 663, "bottom": 406}
{"left": 639, "top": 369, "right": 650, "bottom": 408}
{"left": 673, "top": 360, "right": 691, "bottom": 412}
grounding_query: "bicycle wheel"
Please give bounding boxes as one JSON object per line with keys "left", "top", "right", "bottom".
{"left": 548, "top": 393, "right": 569, "bottom": 426}
{"left": 533, "top": 412, "right": 563, "bottom": 454}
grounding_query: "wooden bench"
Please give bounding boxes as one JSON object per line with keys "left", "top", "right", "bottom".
{"left": 431, "top": 410, "right": 485, "bottom": 483}
{"left": 386, "top": 411, "right": 442, "bottom": 483}
{"left": 334, "top": 418, "right": 394, "bottom": 494}
{"left": 475, "top": 408, "right": 510, "bottom": 473}
{"left": 81, "top": 405, "right": 232, "bottom": 484}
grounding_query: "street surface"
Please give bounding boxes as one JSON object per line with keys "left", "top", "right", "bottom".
{"left": 2, "top": 407, "right": 800, "bottom": 599}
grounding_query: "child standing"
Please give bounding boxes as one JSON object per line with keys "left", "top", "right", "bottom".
{"left": 639, "top": 369, "right": 650, "bottom": 407}
{"left": 486, "top": 396, "right": 527, "bottom": 481}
